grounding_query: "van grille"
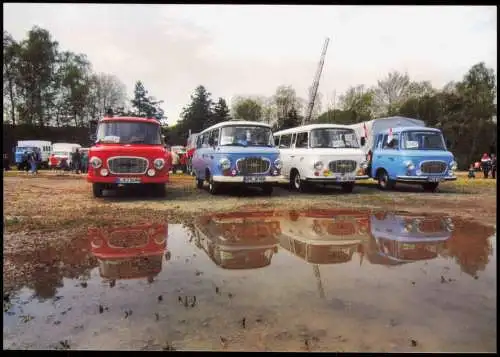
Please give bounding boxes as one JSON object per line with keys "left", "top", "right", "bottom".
{"left": 108, "top": 231, "right": 148, "bottom": 248}
{"left": 108, "top": 157, "right": 148, "bottom": 174}
{"left": 420, "top": 161, "right": 447, "bottom": 174}
{"left": 236, "top": 157, "right": 270, "bottom": 175}
{"left": 328, "top": 160, "right": 357, "bottom": 174}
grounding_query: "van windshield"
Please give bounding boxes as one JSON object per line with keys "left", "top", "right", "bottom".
{"left": 310, "top": 128, "right": 360, "bottom": 149}
{"left": 220, "top": 126, "right": 273, "bottom": 147}
{"left": 17, "top": 146, "right": 36, "bottom": 152}
{"left": 402, "top": 131, "right": 446, "bottom": 151}
{"left": 96, "top": 121, "right": 162, "bottom": 145}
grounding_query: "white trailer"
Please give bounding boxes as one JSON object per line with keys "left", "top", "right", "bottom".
{"left": 349, "top": 116, "right": 425, "bottom": 156}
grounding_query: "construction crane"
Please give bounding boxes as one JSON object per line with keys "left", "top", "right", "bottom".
{"left": 302, "top": 37, "right": 330, "bottom": 126}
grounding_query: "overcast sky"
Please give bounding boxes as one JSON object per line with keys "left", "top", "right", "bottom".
{"left": 3, "top": 4, "right": 497, "bottom": 125}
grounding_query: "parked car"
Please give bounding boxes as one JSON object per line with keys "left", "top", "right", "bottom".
{"left": 273, "top": 124, "right": 369, "bottom": 193}
{"left": 87, "top": 116, "right": 172, "bottom": 197}
{"left": 191, "top": 121, "right": 282, "bottom": 195}
{"left": 51, "top": 143, "right": 82, "bottom": 168}
{"left": 350, "top": 116, "right": 457, "bottom": 192}
{"left": 14, "top": 140, "right": 52, "bottom": 169}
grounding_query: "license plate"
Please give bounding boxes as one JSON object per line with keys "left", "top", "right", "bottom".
{"left": 244, "top": 176, "right": 265, "bottom": 183}
{"left": 428, "top": 177, "right": 442, "bottom": 182}
{"left": 116, "top": 177, "right": 141, "bottom": 184}
{"left": 336, "top": 175, "right": 354, "bottom": 182}
{"left": 401, "top": 243, "right": 415, "bottom": 249}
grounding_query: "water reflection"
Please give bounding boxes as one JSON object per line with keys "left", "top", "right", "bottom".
{"left": 192, "top": 211, "right": 280, "bottom": 269}
{"left": 365, "top": 212, "right": 453, "bottom": 266}
{"left": 88, "top": 223, "right": 168, "bottom": 283}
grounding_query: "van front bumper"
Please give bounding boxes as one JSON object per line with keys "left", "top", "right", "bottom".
{"left": 87, "top": 175, "right": 170, "bottom": 184}
{"left": 396, "top": 175, "right": 457, "bottom": 182}
{"left": 303, "top": 175, "right": 369, "bottom": 184}
{"left": 212, "top": 175, "right": 284, "bottom": 184}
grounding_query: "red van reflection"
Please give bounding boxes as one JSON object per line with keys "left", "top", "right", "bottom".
{"left": 88, "top": 223, "right": 167, "bottom": 280}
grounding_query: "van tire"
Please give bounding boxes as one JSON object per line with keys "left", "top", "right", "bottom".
{"left": 92, "top": 183, "right": 104, "bottom": 198}
{"left": 262, "top": 184, "right": 273, "bottom": 195}
{"left": 341, "top": 183, "right": 355, "bottom": 193}
{"left": 154, "top": 184, "right": 166, "bottom": 197}
{"left": 377, "top": 170, "right": 395, "bottom": 190}
{"left": 422, "top": 182, "right": 439, "bottom": 192}
{"left": 208, "top": 176, "right": 220, "bottom": 195}
{"left": 290, "top": 170, "right": 308, "bottom": 192}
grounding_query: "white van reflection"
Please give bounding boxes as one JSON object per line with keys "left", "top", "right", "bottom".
{"left": 366, "top": 212, "right": 454, "bottom": 265}
{"left": 278, "top": 209, "right": 370, "bottom": 264}
{"left": 193, "top": 211, "right": 280, "bottom": 269}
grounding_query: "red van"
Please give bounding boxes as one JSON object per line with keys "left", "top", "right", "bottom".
{"left": 87, "top": 116, "right": 172, "bottom": 197}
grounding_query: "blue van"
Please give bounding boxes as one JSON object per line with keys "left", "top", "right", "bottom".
{"left": 350, "top": 117, "right": 457, "bottom": 192}
{"left": 192, "top": 121, "right": 282, "bottom": 195}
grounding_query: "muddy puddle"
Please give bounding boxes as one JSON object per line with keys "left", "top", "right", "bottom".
{"left": 3, "top": 209, "right": 496, "bottom": 352}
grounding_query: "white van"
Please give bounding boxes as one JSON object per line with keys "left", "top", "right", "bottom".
{"left": 16, "top": 140, "right": 52, "bottom": 167}
{"left": 273, "top": 124, "right": 369, "bottom": 193}
{"left": 51, "top": 143, "right": 82, "bottom": 166}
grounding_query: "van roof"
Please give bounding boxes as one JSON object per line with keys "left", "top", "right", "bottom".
{"left": 100, "top": 116, "right": 160, "bottom": 124}
{"left": 273, "top": 123, "right": 353, "bottom": 136}
{"left": 200, "top": 120, "right": 271, "bottom": 134}
{"left": 379, "top": 126, "right": 440, "bottom": 134}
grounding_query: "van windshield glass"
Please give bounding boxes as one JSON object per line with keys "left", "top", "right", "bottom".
{"left": 310, "top": 128, "right": 360, "bottom": 149}
{"left": 220, "top": 126, "right": 273, "bottom": 147}
{"left": 402, "top": 131, "right": 446, "bottom": 151}
{"left": 18, "top": 147, "right": 36, "bottom": 152}
{"left": 96, "top": 121, "right": 162, "bottom": 145}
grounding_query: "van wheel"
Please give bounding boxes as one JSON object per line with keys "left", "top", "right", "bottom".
{"left": 92, "top": 183, "right": 104, "bottom": 198}
{"left": 377, "top": 170, "right": 395, "bottom": 190}
{"left": 196, "top": 176, "right": 204, "bottom": 189}
{"left": 208, "top": 176, "right": 220, "bottom": 195}
{"left": 154, "top": 184, "right": 166, "bottom": 197}
{"left": 341, "top": 183, "right": 355, "bottom": 193}
{"left": 262, "top": 184, "right": 273, "bottom": 195}
{"left": 291, "top": 171, "right": 308, "bottom": 192}
{"left": 422, "top": 182, "right": 439, "bottom": 192}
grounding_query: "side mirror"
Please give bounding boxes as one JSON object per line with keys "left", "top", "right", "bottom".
{"left": 360, "top": 137, "right": 366, "bottom": 147}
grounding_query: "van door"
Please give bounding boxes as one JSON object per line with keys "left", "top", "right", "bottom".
{"left": 207, "top": 129, "right": 219, "bottom": 173}
{"left": 375, "top": 133, "right": 400, "bottom": 178}
{"left": 294, "top": 131, "right": 309, "bottom": 176}
{"left": 279, "top": 134, "right": 293, "bottom": 178}
{"left": 193, "top": 133, "right": 207, "bottom": 179}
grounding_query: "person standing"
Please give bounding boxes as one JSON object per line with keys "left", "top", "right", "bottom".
{"left": 29, "top": 151, "right": 37, "bottom": 175}
{"left": 468, "top": 164, "right": 476, "bottom": 179}
{"left": 81, "top": 151, "right": 88, "bottom": 174}
{"left": 480, "top": 153, "right": 492, "bottom": 179}
{"left": 491, "top": 153, "right": 496, "bottom": 179}
{"left": 73, "top": 149, "right": 82, "bottom": 174}
{"left": 171, "top": 149, "right": 179, "bottom": 173}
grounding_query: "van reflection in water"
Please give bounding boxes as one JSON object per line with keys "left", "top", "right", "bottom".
{"left": 279, "top": 209, "right": 371, "bottom": 264}
{"left": 193, "top": 211, "right": 281, "bottom": 269}
{"left": 365, "top": 211, "right": 454, "bottom": 265}
{"left": 88, "top": 223, "right": 168, "bottom": 283}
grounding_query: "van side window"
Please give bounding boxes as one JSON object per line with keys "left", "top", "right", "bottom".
{"left": 295, "top": 132, "right": 308, "bottom": 148}
{"left": 382, "top": 134, "right": 399, "bottom": 150}
{"left": 291, "top": 133, "right": 297, "bottom": 147}
{"left": 202, "top": 133, "right": 211, "bottom": 148}
{"left": 279, "top": 134, "right": 292, "bottom": 148}
{"left": 210, "top": 129, "right": 220, "bottom": 146}
{"left": 274, "top": 136, "right": 280, "bottom": 146}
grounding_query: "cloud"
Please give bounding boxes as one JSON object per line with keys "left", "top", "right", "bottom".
{"left": 3, "top": 4, "right": 497, "bottom": 125}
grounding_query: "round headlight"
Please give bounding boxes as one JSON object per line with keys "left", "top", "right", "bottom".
{"left": 219, "top": 158, "right": 231, "bottom": 170}
{"left": 91, "top": 239, "right": 103, "bottom": 248}
{"left": 100, "top": 168, "right": 109, "bottom": 176}
{"left": 404, "top": 160, "right": 415, "bottom": 170}
{"left": 416, "top": 169, "right": 422, "bottom": 176}
{"left": 147, "top": 169, "right": 156, "bottom": 177}
{"left": 403, "top": 222, "right": 413, "bottom": 232}
{"left": 314, "top": 161, "right": 324, "bottom": 170}
{"left": 274, "top": 158, "right": 282, "bottom": 170}
{"left": 90, "top": 156, "right": 102, "bottom": 169}
{"left": 154, "top": 158, "right": 165, "bottom": 170}
{"left": 449, "top": 160, "right": 457, "bottom": 170}
{"left": 154, "top": 234, "right": 166, "bottom": 245}
{"left": 360, "top": 161, "right": 368, "bottom": 169}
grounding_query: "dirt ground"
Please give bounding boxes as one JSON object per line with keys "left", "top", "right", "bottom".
{"left": 2, "top": 171, "right": 497, "bottom": 351}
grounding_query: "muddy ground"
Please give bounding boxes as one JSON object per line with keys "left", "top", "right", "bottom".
{"left": 2, "top": 171, "right": 497, "bottom": 351}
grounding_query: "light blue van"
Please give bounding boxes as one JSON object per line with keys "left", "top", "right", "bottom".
{"left": 350, "top": 117, "right": 457, "bottom": 192}
{"left": 192, "top": 121, "right": 282, "bottom": 195}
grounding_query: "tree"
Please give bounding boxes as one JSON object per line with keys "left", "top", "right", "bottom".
{"left": 338, "top": 85, "right": 375, "bottom": 122}
{"left": 130, "top": 81, "right": 166, "bottom": 121}
{"left": 210, "top": 97, "right": 231, "bottom": 125}
{"left": 178, "top": 85, "right": 213, "bottom": 134}
{"left": 3, "top": 31, "right": 20, "bottom": 126}
{"left": 272, "top": 85, "right": 304, "bottom": 128}
{"left": 232, "top": 96, "right": 263, "bottom": 122}
{"left": 88, "top": 73, "right": 127, "bottom": 120}
{"left": 373, "top": 71, "right": 412, "bottom": 116}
